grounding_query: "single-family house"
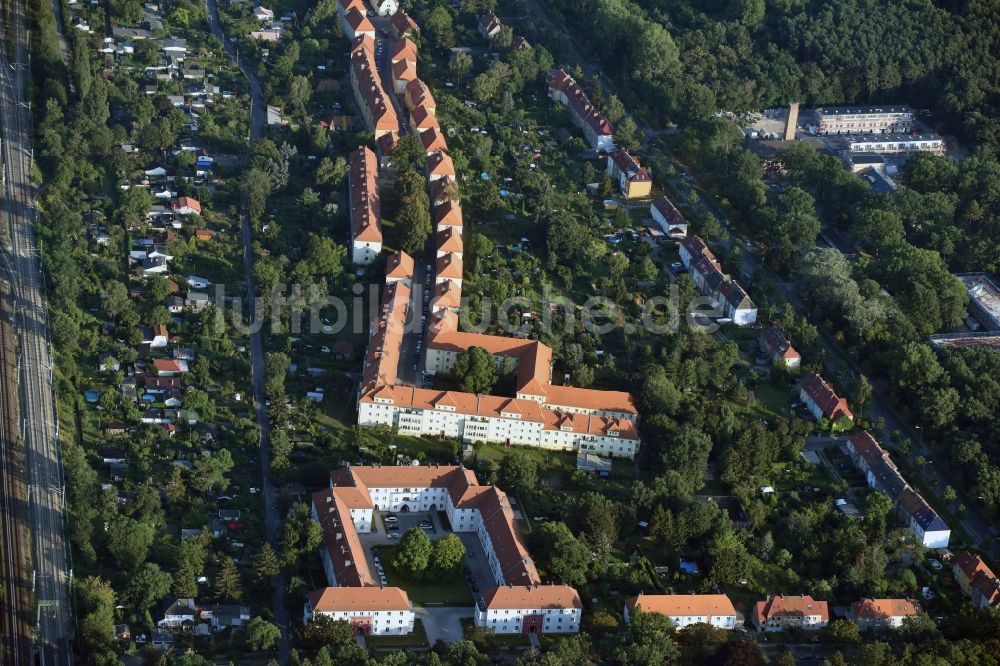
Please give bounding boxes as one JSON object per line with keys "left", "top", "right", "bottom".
{"left": 171, "top": 197, "right": 202, "bottom": 216}
{"left": 650, "top": 195, "right": 688, "bottom": 239}
{"left": 252, "top": 5, "right": 274, "bottom": 21}
{"left": 478, "top": 13, "right": 502, "bottom": 39}
{"left": 158, "top": 598, "right": 197, "bottom": 629}
{"left": 758, "top": 324, "right": 801, "bottom": 368}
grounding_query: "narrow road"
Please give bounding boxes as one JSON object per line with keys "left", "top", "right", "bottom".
{"left": 206, "top": 0, "right": 290, "bottom": 661}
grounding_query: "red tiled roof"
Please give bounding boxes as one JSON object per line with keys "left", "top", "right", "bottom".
{"left": 627, "top": 593, "right": 736, "bottom": 618}
{"left": 482, "top": 585, "right": 581, "bottom": 611}
{"left": 852, "top": 598, "right": 920, "bottom": 619}
{"left": 349, "top": 146, "right": 382, "bottom": 243}
{"left": 754, "top": 595, "right": 829, "bottom": 624}
{"left": 547, "top": 69, "right": 612, "bottom": 139}
{"left": 800, "top": 373, "right": 854, "bottom": 421}
{"left": 308, "top": 586, "right": 411, "bottom": 613}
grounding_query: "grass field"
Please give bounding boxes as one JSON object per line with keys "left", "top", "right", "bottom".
{"left": 374, "top": 546, "right": 474, "bottom": 606}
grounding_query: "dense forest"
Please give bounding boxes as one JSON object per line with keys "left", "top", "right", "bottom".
{"left": 544, "top": 0, "right": 1000, "bottom": 152}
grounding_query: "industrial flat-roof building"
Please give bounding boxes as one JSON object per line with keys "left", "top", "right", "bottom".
{"left": 956, "top": 273, "right": 1000, "bottom": 332}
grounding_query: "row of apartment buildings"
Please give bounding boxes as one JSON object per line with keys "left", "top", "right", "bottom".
{"left": 678, "top": 236, "right": 758, "bottom": 326}
{"left": 624, "top": 593, "right": 923, "bottom": 632}
{"left": 954, "top": 551, "right": 1000, "bottom": 609}
{"left": 845, "top": 431, "right": 950, "bottom": 548}
{"left": 304, "top": 465, "right": 582, "bottom": 635}
{"left": 546, "top": 68, "right": 653, "bottom": 200}
{"left": 351, "top": 31, "right": 642, "bottom": 459}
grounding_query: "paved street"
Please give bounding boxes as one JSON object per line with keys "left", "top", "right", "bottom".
{"left": 0, "top": 1, "right": 73, "bottom": 662}
{"left": 207, "top": 0, "right": 290, "bottom": 661}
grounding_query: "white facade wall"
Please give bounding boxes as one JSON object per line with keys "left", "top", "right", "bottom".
{"left": 799, "top": 388, "right": 824, "bottom": 421}
{"left": 358, "top": 399, "right": 639, "bottom": 458}
{"left": 307, "top": 607, "right": 415, "bottom": 635}
{"left": 352, "top": 240, "right": 382, "bottom": 265}
{"left": 368, "top": 0, "right": 397, "bottom": 16}
{"left": 727, "top": 303, "right": 758, "bottom": 326}
{"left": 475, "top": 606, "right": 582, "bottom": 634}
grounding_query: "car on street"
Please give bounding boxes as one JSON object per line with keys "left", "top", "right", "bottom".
{"left": 384, "top": 515, "right": 397, "bottom": 523}
{"left": 387, "top": 532, "right": 399, "bottom": 539}
{"left": 670, "top": 261, "right": 685, "bottom": 274}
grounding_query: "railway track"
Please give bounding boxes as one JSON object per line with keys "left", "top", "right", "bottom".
{"left": 0, "top": 271, "right": 30, "bottom": 665}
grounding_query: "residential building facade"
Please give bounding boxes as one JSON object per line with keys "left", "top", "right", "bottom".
{"left": 547, "top": 69, "right": 614, "bottom": 152}
{"left": 851, "top": 598, "right": 921, "bottom": 630}
{"left": 624, "top": 593, "right": 737, "bottom": 630}
{"left": 954, "top": 552, "right": 1000, "bottom": 609}
{"left": 348, "top": 146, "right": 382, "bottom": 264}
{"left": 753, "top": 595, "right": 829, "bottom": 632}
{"left": 813, "top": 106, "right": 914, "bottom": 134}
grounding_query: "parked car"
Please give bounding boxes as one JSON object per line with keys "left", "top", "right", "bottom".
{"left": 384, "top": 515, "right": 397, "bottom": 523}
{"left": 388, "top": 532, "right": 399, "bottom": 539}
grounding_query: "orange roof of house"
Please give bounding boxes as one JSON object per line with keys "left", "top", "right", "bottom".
{"left": 420, "top": 127, "right": 449, "bottom": 153}
{"left": 800, "top": 373, "right": 854, "bottom": 421}
{"left": 153, "top": 359, "right": 184, "bottom": 373}
{"left": 430, "top": 177, "right": 458, "bottom": 204}
{"left": 482, "top": 585, "right": 582, "bottom": 610}
{"left": 435, "top": 253, "right": 464, "bottom": 280}
{"left": 345, "top": 7, "right": 375, "bottom": 34}
{"left": 392, "top": 58, "right": 417, "bottom": 85}
{"left": 389, "top": 9, "right": 419, "bottom": 38}
{"left": 754, "top": 595, "right": 829, "bottom": 624}
{"left": 194, "top": 229, "right": 216, "bottom": 240}
{"left": 852, "top": 598, "right": 921, "bottom": 619}
{"left": 410, "top": 105, "right": 439, "bottom": 131}
{"left": 956, "top": 551, "right": 996, "bottom": 582}
{"left": 405, "top": 78, "right": 435, "bottom": 111}
{"left": 390, "top": 37, "right": 417, "bottom": 63}
{"left": 308, "top": 586, "right": 411, "bottom": 613}
{"left": 437, "top": 227, "right": 464, "bottom": 254}
{"left": 547, "top": 69, "right": 613, "bottom": 138}
{"left": 386, "top": 250, "right": 414, "bottom": 280}
{"left": 541, "top": 384, "right": 637, "bottom": 415}
{"left": 432, "top": 280, "right": 463, "bottom": 309}
{"left": 349, "top": 146, "right": 382, "bottom": 243}
{"left": 627, "top": 593, "right": 736, "bottom": 618}
{"left": 359, "top": 281, "right": 409, "bottom": 393}
{"left": 171, "top": 196, "right": 201, "bottom": 213}
{"left": 426, "top": 151, "right": 455, "bottom": 179}
{"left": 350, "top": 37, "right": 398, "bottom": 133}
{"left": 312, "top": 487, "right": 376, "bottom": 587}
{"left": 434, "top": 200, "right": 463, "bottom": 229}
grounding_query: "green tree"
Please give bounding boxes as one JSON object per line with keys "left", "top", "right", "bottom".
{"left": 450, "top": 50, "right": 473, "bottom": 83}
{"left": 391, "top": 134, "right": 425, "bottom": 173}
{"left": 244, "top": 167, "right": 273, "bottom": 221}
{"left": 288, "top": 75, "right": 313, "bottom": 116}
{"left": 533, "top": 521, "right": 589, "bottom": 586}
{"left": 394, "top": 528, "right": 432, "bottom": 578}
{"left": 124, "top": 563, "right": 172, "bottom": 611}
{"left": 823, "top": 618, "right": 862, "bottom": 644}
{"left": 253, "top": 542, "right": 281, "bottom": 582}
{"left": 106, "top": 516, "right": 155, "bottom": 570}
{"left": 395, "top": 170, "right": 432, "bottom": 254}
{"left": 429, "top": 533, "right": 466, "bottom": 578}
{"left": 424, "top": 6, "right": 454, "bottom": 49}
{"left": 215, "top": 556, "right": 243, "bottom": 601}
{"left": 452, "top": 346, "right": 499, "bottom": 394}
{"left": 77, "top": 576, "right": 116, "bottom": 655}
{"left": 246, "top": 616, "right": 281, "bottom": 651}
{"left": 603, "top": 609, "right": 679, "bottom": 665}
{"left": 315, "top": 156, "right": 349, "bottom": 186}
{"left": 498, "top": 450, "right": 538, "bottom": 495}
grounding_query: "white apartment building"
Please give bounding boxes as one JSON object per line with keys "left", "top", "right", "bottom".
{"left": 304, "top": 587, "right": 414, "bottom": 636}
{"left": 476, "top": 586, "right": 582, "bottom": 635}
{"left": 624, "top": 593, "right": 738, "bottom": 630}
{"left": 814, "top": 106, "right": 914, "bottom": 134}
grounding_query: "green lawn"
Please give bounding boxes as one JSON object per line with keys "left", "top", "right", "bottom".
{"left": 373, "top": 546, "right": 474, "bottom": 606}
{"left": 366, "top": 619, "right": 430, "bottom": 650}
{"left": 474, "top": 442, "right": 577, "bottom": 475}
